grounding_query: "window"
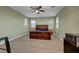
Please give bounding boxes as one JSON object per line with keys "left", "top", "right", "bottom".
{"left": 56, "top": 16, "right": 59, "bottom": 29}
{"left": 31, "top": 19, "right": 36, "bottom": 28}
{"left": 24, "top": 18, "right": 28, "bottom": 26}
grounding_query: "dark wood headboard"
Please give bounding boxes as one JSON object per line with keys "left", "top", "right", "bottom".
{"left": 36, "top": 25, "right": 48, "bottom": 30}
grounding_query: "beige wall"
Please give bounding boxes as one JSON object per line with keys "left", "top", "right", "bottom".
{"left": 55, "top": 6, "right": 79, "bottom": 38}
{"left": 29, "top": 17, "right": 54, "bottom": 31}
{"left": 0, "top": 7, "right": 29, "bottom": 39}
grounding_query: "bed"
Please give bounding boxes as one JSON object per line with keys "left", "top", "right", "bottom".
{"left": 29, "top": 25, "right": 52, "bottom": 40}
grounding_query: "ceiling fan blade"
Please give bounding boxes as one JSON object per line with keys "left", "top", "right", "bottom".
{"left": 38, "top": 6, "right": 42, "bottom": 9}
{"left": 36, "top": 6, "right": 42, "bottom": 10}
{"left": 37, "top": 12, "right": 40, "bottom": 14}
{"left": 30, "top": 7, "right": 36, "bottom": 10}
{"left": 30, "top": 7, "right": 34, "bottom": 9}
{"left": 39, "top": 10, "right": 45, "bottom": 12}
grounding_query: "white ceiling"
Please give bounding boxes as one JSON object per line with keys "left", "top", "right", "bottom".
{"left": 9, "top": 6, "right": 64, "bottom": 18}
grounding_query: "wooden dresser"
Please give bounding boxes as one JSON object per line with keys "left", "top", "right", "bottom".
{"left": 30, "top": 31, "right": 52, "bottom": 40}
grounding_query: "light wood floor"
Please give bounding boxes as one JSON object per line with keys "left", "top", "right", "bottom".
{"left": 0, "top": 35, "right": 63, "bottom": 53}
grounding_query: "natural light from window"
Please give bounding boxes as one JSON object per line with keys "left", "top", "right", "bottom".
{"left": 31, "top": 19, "right": 36, "bottom": 28}
{"left": 56, "top": 16, "right": 59, "bottom": 29}
{"left": 24, "top": 18, "right": 28, "bottom": 26}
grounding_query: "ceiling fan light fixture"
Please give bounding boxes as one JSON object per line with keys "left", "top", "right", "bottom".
{"left": 36, "top": 10, "right": 39, "bottom": 13}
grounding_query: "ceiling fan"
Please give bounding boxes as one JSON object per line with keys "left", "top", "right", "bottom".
{"left": 30, "top": 6, "right": 45, "bottom": 14}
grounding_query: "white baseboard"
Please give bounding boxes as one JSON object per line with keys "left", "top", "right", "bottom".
{"left": 0, "top": 33, "right": 27, "bottom": 45}
{"left": 10, "top": 33, "right": 27, "bottom": 41}
{"left": 54, "top": 32, "right": 63, "bottom": 41}
{"left": 56, "top": 35, "right": 63, "bottom": 41}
